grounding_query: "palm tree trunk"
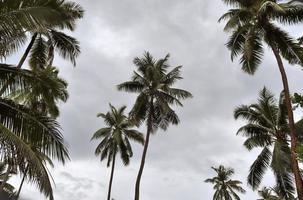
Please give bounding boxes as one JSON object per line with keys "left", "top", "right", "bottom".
{"left": 0, "top": 33, "right": 38, "bottom": 96}
{"left": 16, "top": 33, "right": 38, "bottom": 69}
{"left": 15, "top": 166, "right": 28, "bottom": 200}
{"left": 107, "top": 152, "right": 116, "bottom": 200}
{"left": 134, "top": 100, "right": 153, "bottom": 200}
{"left": 271, "top": 45, "right": 303, "bottom": 200}
{"left": 0, "top": 166, "right": 12, "bottom": 193}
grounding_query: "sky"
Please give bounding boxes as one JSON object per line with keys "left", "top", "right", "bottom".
{"left": 8, "top": 0, "right": 303, "bottom": 200}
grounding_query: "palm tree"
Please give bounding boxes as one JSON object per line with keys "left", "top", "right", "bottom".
{"left": 0, "top": 0, "right": 84, "bottom": 64}
{"left": 205, "top": 165, "right": 246, "bottom": 200}
{"left": 0, "top": 60, "right": 69, "bottom": 199}
{"left": 0, "top": 0, "right": 84, "bottom": 96}
{"left": 118, "top": 52, "right": 192, "bottom": 200}
{"left": 220, "top": 1, "right": 303, "bottom": 198}
{"left": 235, "top": 88, "right": 295, "bottom": 198}
{"left": 91, "top": 104, "right": 144, "bottom": 200}
{"left": 0, "top": 64, "right": 69, "bottom": 200}
{"left": 0, "top": 0, "right": 73, "bottom": 56}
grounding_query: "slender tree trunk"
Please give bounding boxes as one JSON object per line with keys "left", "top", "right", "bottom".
{"left": 107, "top": 152, "right": 116, "bottom": 200}
{"left": 272, "top": 45, "right": 303, "bottom": 200}
{"left": 15, "top": 166, "right": 28, "bottom": 200}
{"left": 0, "top": 33, "right": 38, "bottom": 96}
{"left": 0, "top": 165, "right": 12, "bottom": 193}
{"left": 16, "top": 33, "right": 38, "bottom": 69}
{"left": 134, "top": 100, "right": 153, "bottom": 200}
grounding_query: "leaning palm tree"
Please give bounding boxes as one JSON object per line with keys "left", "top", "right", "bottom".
{"left": 235, "top": 88, "right": 295, "bottom": 198}
{"left": 91, "top": 104, "right": 144, "bottom": 200}
{"left": 118, "top": 52, "right": 192, "bottom": 200}
{"left": 220, "top": 1, "right": 303, "bottom": 198}
{"left": 205, "top": 165, "right": 246, "bottom": 200}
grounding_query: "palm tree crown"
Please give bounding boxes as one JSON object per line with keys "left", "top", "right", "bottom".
{"left": 234, "top": 88, "right": 294, "bottom": 198}
{"left": 205, "top": 165, "right": 246, "bottom": 200}
{"left": 118, "top": 52, "right": 192, "bottom": 131}
{"left": 92, "top": 104, "right": 144, "bottom": 166}
{"left": 220, "top": 0, "right": 303, "bottom": 74}
{"left": 91, "top": 104, "right": 144, "bottom": 200}
{"left": 0, "top": 0, "right": 84, "bottom": 64}
{"left": 258, "top": 186, "right": 296, "bottom": 200}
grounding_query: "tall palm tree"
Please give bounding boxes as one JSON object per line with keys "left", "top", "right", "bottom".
{"left": 91, "top": 104, "right": 144, "bottom": 200}
{"left": 220, "top": 0, "right": 303, "bottom": 198}
{"left": 205, "top": 165, "right": 246, "bottom": 200}
{"left": 0, "top": 64, "right": 69, "bottom": 200}
{"left": 118, "top": 52, "right": 192, "bottom": 200}
{"left": 235, "top": 88, "right": 295, "bottom": 198}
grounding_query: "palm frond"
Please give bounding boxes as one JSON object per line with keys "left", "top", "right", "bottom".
{"left": 29, "top": 35, "right": 48, "bottom": 69}
{"left": 0, "top": 98, "right": 69, "bottom": 164}
{"left": 49, "top": 30, "right": 80, "bottom": 66}
{"left": 248, "top": 147, "right": 272, "bottom": 189}
{"left": 264, "top": 23, "right": 303, "bottom": 65}
{"left": 240, "top": 29, "right": 264, "bottom": 74}
{"left": 117, "top": 81, "right": 145, "bottom": 93}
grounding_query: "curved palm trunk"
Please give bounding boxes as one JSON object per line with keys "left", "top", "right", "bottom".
{"left": 271, "top": 45, "right": 303, "bottom": 200}
{"left": 134, "top": 101, "right": 153, "bottom": 200}
{"left": 0, "top": 33, "right": 38, "bottom": 96}
{"left": 15, "top": 166, "right": 28, "bottom": 200}
{"left": 107, "top": 152, "right": 116, "bottom": 200}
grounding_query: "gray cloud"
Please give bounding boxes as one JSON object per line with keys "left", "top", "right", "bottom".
{"left": 11, "top": 0, "right": 303, "bottom": 199}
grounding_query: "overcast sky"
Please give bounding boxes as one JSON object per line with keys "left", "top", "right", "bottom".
{"left": 9, "top": 0, "right": 303, "bottom": 200}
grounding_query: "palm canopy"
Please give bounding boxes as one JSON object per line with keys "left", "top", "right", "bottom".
{"left": 205, "top": 165, "right": 246, "bottom": 200}
{"left": 0, "top": 64, "right": 69, "bottom": 199}
{"left": 0, "top": 0, "right": 84, "bottom": 62}
{"left": 234, "top": 88, "right": 294, "bottom": 198}
{"left": 91, "top": 104, "right": 144, "bottom": 166}
{"left": 117, "top": 52, "right": 192, "bottom": 131}
{"left": 258, "top": 187, "right": 280, "bottom": 200}
{"left": 8, "top": 66, "right": 68, "bottom": 118}
{"left": 258, "top": 186, "right": 296, "bottom": 200}
{"left": 219, "top": 0, "right": 303, "bottom": 74}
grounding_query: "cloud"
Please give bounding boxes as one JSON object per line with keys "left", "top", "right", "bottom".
{"left": 10, "top": 0, "right": 303, "bottom": 199}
